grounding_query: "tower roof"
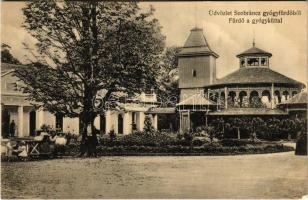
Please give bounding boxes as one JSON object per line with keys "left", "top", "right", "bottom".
{"left": 178, "top": 27, "right": 219, "bottom": 58}
{"left": 237, "top": 46, "right": 272, "bottom": 58}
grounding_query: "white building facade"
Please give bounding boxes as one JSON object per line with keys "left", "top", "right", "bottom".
{"left": 1, "top": 63, "right": 157, "bottom": 138}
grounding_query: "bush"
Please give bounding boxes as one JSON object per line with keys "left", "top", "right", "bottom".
{"left": 295, "top": 132, "right": 307, "bottom": 155}
{"left": 192, "top": 137, "right": 206, "bottom": 146}
{"left": 108, "top": 130, "right": 116, "bottom": 141}
{"left": 220, "top": 139, "right": 261, "bottom": 147}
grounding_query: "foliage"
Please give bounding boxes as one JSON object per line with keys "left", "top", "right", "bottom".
{"left": 205, "top": 126, "right": 215, "bottom": 143}
{"left": 295, "top": 132, "right": 307, "bottom": 155}
{"left": 220, "top": 139, "right": 261, "bottom": 147}
{"left": 250, "top": 96, "right": 266, "bottom": 108}
{"left": 1, "top": 43, "right": 21, "bottom": 64}
{"left": 183, "top": 129, "right": 193, "bottom": 143}
{"left": 108, "top": 129, "right": 116, "bottom": 142}
{"left": 143, "top": 115, "right": 155, "bottom": 136}
{"left": 210, "top": 117, "right": 307, "bottom": 140}
{"left": 16, "top": 1, "right": 165, "bottom": 141}
{"left": 95, "top": 143, "right": 293, "bottom": 155}
{"left": 156, "top": 46, "right": 181, "bottom": 105}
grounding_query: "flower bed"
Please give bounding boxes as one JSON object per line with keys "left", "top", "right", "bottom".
{"left": 95, "top": 143, "right": 294, "bottom": 156}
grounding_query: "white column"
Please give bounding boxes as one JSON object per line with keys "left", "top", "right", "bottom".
{"left": 271, "top": 83, "right": 275, "bottom": 109}
{"left": 224, "top": 87, "right": 228, "bottom": 109}
{"left": 105, "top": 110, "right": 112, "bottom": 134}
{"left": 138, "top": 112, "right": 145, "bottom": 131}
{"left": 36, "top": 109, "right": 44, "bottom": 130}
{"left": 18, "top": 106, "right": 24, "bottom": 137}
{"left": 123, "top": 112, "right": 132, "bottom": 135}
{"left": 153, "top": 114, "right": 158, "bottom": 130}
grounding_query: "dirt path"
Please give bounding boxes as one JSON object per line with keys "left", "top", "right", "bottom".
{"left": 2, "top": 151, "right": 307, "bottom": 199}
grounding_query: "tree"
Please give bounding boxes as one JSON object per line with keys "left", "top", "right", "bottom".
{"left": 156, "top": 46, "right": 181, "bottom": 107}
{"left": 1, "top": 43, "right": 21, "bottom": 64}
{"left": 16, "top": 1, "right": 165, "bottom": 155}
{"left": 143, "top": 115, "right": 155, "bottom": 136}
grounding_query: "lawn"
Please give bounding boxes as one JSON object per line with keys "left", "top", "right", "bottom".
{"left": 1, "top": 152, "right": 307, "bottom": 199}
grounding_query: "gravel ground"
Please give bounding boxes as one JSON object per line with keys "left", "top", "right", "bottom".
{"left": 1, "top": 152, "right": 307, "bottom": 199}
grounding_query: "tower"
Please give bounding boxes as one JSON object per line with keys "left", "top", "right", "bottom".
{"left": 178, "top": 27, "right": 219, "bottom": 101}
{"left": 236, "top": 40, "right": 272, "bottom": 68}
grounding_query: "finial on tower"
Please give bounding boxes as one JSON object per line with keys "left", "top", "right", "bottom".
{"left": 194, "top": 4, "right": 197, "bottom": 28}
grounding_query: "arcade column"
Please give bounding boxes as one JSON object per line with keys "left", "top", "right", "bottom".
{"left": 18, "top": 106, "right": 23, "bottom": 137}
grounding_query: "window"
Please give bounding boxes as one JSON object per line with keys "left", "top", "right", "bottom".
{"left": 240, "top": 58, "right": 245, "bottom": 67}
{"left": 192, "top": 70, "right": 197, "bottom": 77}
{"left": 247, "top": 58, "right": 259, "bottom": 66}
{"left": 261, "top": 58, "right": 268, "bottom": 66}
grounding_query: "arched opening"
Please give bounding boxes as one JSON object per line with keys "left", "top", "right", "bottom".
{"left": 261, "top": 90, "right": 271, "bottom": 107}
{"left": 1, "top": 107, "right": 10, "bottom": 138}
{"left": 228, "top": 91, "right": 236, "bottom": 107}
{"left": 250, "top": 91, "right": 261, "bottom": 107}
{"left": 209, "top": 93, "right": 215, "bottom": 101}
{"left": 55, "top": 113, "right": 63, "bottom": 132}
{"left": 220, "top": 92, "right": 225, "bottom": 108}
{"left": 292, "top": 91, "right": 298, "bottom": 97}
{"left": 282, "top": 91, "right": 290, "bottom": 102}
{"left": 29, "top": 110, "right": 36, "bottom": 136}
{"left": 274, "top": 90, "right": 281, "bottom": 103}
{"left": 213, "top": 92, "right": 219, "bottom": 102}
{"left": 239, "top": 91, "right": 248, "bottom": 107}
{"left": 118, "top": 114, "right": 123, "bottom": 134}
{"left": 100, "top": 114, "right": 106, "bottom": 135}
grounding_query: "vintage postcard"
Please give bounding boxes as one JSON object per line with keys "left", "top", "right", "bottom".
{"left": 1, "top": 1, "right": 307, "bottom": 199}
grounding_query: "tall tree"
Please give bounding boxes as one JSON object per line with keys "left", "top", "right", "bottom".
{"left": 16, "top": 1, "right": 165, "bottom": 154}
{"left": 156, "top": 46, "right": 181, "bottom": 106}
{"left": 1, "top": 43, "right": 21, "bottom": 64}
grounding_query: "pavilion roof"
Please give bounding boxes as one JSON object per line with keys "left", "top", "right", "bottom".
{"left": 209, "top": 67, "right": 305, "bottom": 88}
{"left": 236, "top": 46, "right": 272, "bottom": 58}
{"left": 208, "top": 108, "right": 288, "bottom": 116}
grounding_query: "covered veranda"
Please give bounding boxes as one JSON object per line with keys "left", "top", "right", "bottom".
{"left": 176, "top": 94, "right": 218, "bottom": 132}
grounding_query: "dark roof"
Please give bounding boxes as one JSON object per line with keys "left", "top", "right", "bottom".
{"left": 209, "top": 67, "right": 305, "bottom": 87}
{"left": 1, "top": 62, "right": 26, "bottom": 76}
{"left": 208, "top": 108, "right": 288, "bottom": 116}
{"left": 146, "top": 107, "right": 176, "bottom": 114}
{"left": 237, "top": 46, "right": 272, "bottom": 58}
{"left": 278, "top": 91, "right": 307, "bottom": 105}
{"left": 178, "top": 27, "right": 218, "bottom": 58}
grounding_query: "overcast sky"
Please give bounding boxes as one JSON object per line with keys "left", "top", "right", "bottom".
{"left": 2, "top": 1, "right": 307, "bottom": 84}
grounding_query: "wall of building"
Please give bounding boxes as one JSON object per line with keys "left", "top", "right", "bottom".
{"left": 178, "top": 55, "right": 216, "bottom": 89}
{"left": 180, "top": 88, "right": 204, "bottom": 101}
{"left": 63, "top": 117, "right": 79, "bottom": 134}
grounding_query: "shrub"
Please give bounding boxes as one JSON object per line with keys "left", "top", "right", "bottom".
{"left": 192, "top": 137, "right": 206, "bottom": 146}
{"left": 220, "top": 139, "right": 261, "bottom": 147}
{"left": 183, "top": 130, "right": 193, "bottom": 143}
{"left": 108, "top": 130, "right": 116, "bottom": 142}
{"left": 295, "top": 132, "right": 307, "bottom": 155}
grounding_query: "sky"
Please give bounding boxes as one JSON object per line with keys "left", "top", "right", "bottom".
{"left": 1, "top": 1, "right": 307, "bottom": 84}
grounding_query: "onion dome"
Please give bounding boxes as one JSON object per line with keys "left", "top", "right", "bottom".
{"left": 178, "top": 27, "right": 219, "bottom": 58}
